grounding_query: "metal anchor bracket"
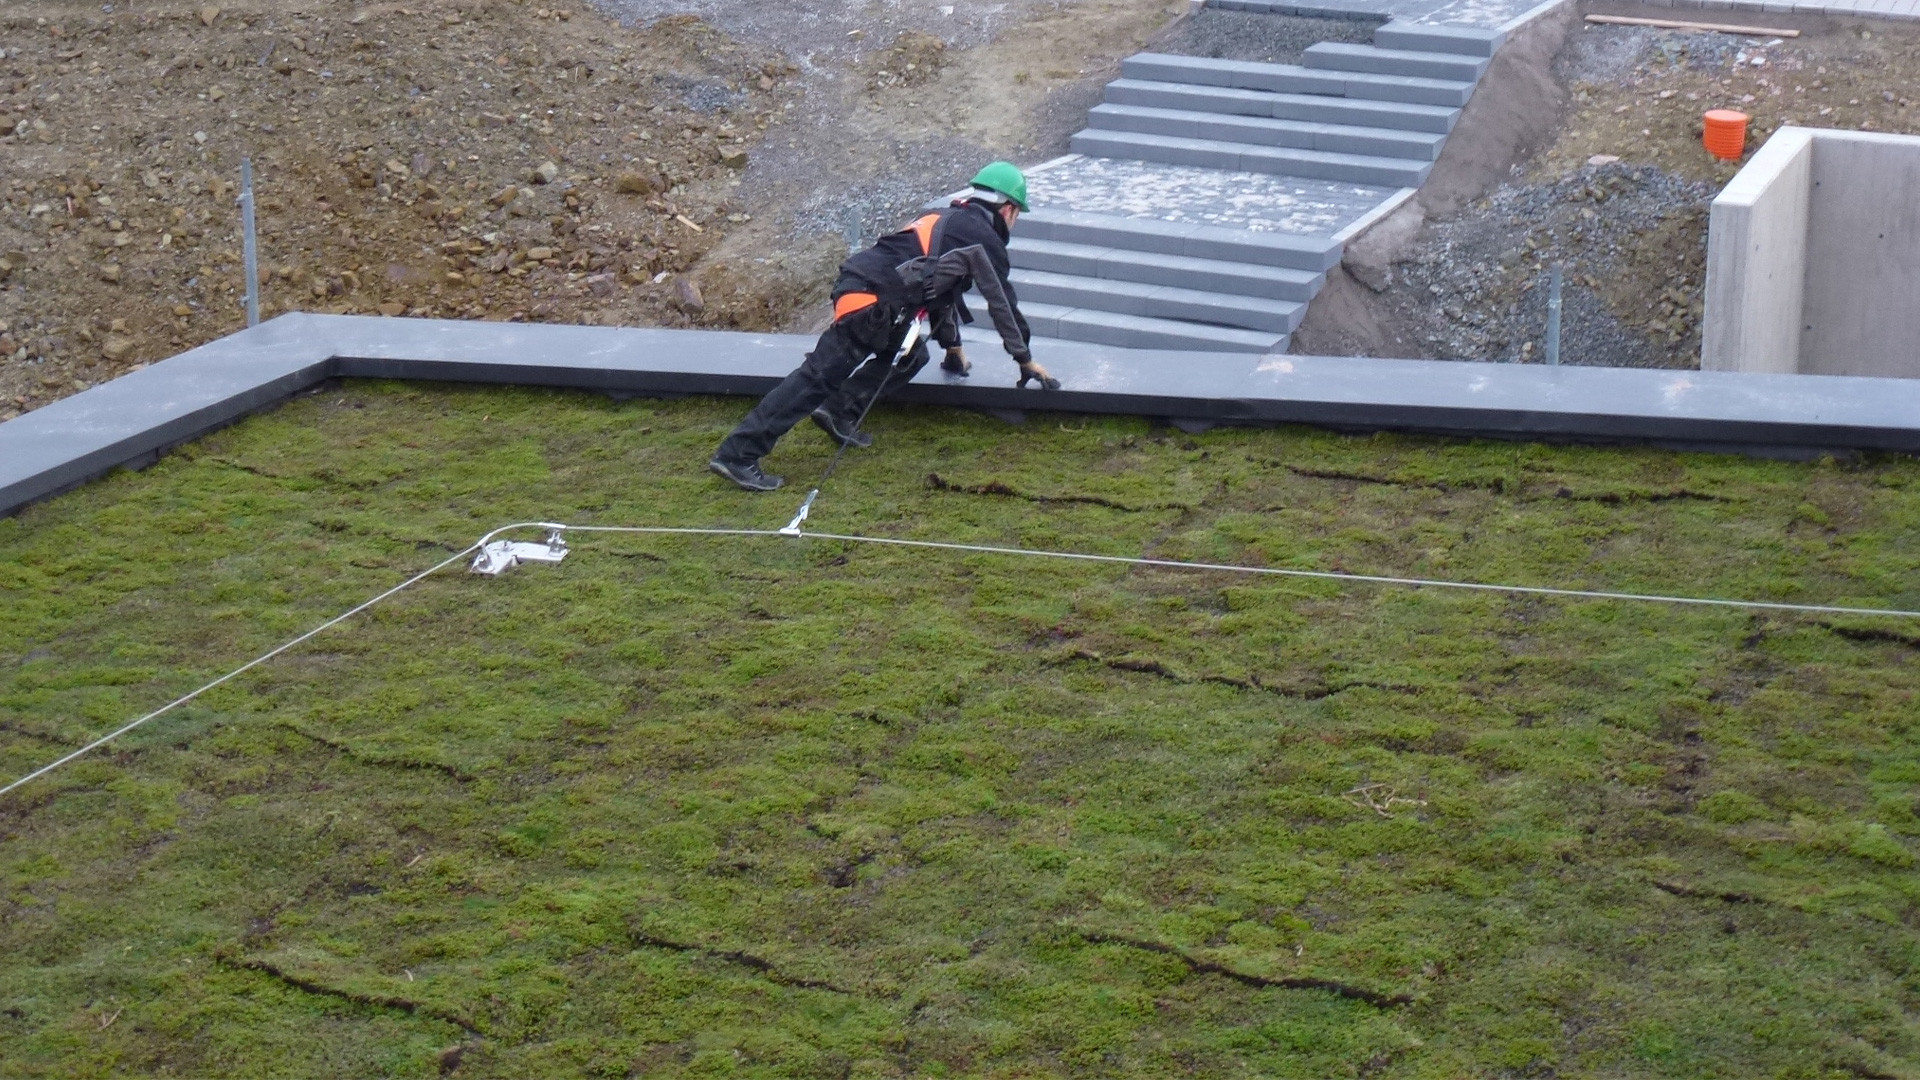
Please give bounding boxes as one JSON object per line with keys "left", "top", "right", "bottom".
{"left": 470, "top": 528, "right": 570, "bottom": 575}
{"left": 780, "top": 489, "right": 819, "bottom": 537}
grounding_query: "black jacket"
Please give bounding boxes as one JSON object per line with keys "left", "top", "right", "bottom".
{"left": 833, "top": 199, "right": 1032, "bottom": 360}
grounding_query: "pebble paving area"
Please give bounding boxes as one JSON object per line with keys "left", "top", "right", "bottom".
{"left": 1030, "top": 157, "right": 1394, "bottom": 236}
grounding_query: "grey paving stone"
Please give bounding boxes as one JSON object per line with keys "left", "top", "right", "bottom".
{"left": 1112, "top": 248, "right": 1323, "bottom": 299}
{"left": 1088, "top": 104, "right": 1324, "bottom": 151}
{"left": 1235, "top": 143, "right": 1432, "bottom": 184}
{"left": 1071, "top": 129, "right": 1247, "bottom": 171}
{"left": 1105, "top": 76, "right": 1459, "bottom": 131}
{"left": 1012, "top": 270, "right": 1303, "bottom": 333}
{"left": 1008, "top": 238, "right": 1115, "bottom": 278}
{"left": 1144, "top": 284, "right": 1306, "bottom": 332}
{"left": 1012, "top": 239, "right": 1323, "bottom": 300}
{"left": 1030, "top": 157, "right": 1392, "bottom": 240}
{"left": 1181, "top": 222, "right": 1344, "bottom": 271}
{"left": 1048, "top": 308, "right": 1285, "bottom": 352}
{"left": 1011, "top": 270, "right": 1158, "bottom": 319}
{"left": 1310, "top": 122, "right": 1445, "bottom": 158}
{"left": 1267, "top": 92, "right": 1459, "bottom": 133}
{"left": 1020, "top": 208, "right": 1198, "bottom": 256}
{"left": 1120, "top": 52, "right": 1241, "bottom": 87}
{"left": 1330, "top": 69, "right": 1476, "bottom": 106}
{"left": 1304, "top": 41, "right": 1490, "bottom": 80}
{"left": 1372, "top": 20, "right": 1505, "bottom": 55}
{"left": 1104, "top": 79, "right": 1281, "bottom": 118}
{"left": 1227, "top": 63, "right": 1347, "bottom": 94}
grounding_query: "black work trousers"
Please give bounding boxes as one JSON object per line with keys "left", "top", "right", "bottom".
{"left": 713, "top": 303, "right": 930, "bottom": 464}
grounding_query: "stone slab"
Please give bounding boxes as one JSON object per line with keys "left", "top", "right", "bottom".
{"left": 1302, "top": 42, "right": 1491, "bottom": 81}
{"left": 1372, "top": 20, "right": 1507, "bottom": 55}
{"left": 10, "top": 313, "right": 1920, "bottom": 517}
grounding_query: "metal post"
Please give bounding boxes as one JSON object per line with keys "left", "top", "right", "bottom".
{"left": 1544, "top": 263, "right": 1563, "bottom": 366}
{"left": 842, "top": 206, "right": 863, "bottom": 255}
{"left": 240, "top": 157, "right": 260, "bottom": 328}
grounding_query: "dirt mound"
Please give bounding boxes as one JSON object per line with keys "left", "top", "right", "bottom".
{"left": 0, "top": 0, "right": 795, "bottom": 420}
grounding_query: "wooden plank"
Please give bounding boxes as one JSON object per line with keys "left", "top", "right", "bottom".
{"left": 1584, "top": 13, "right": 1801, "bottom": 36}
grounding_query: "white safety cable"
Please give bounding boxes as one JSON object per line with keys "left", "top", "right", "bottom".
{"left": 6, "top": 519, "right": 1918, "bottom": 799}
{"left": 0, "top": 522, "right": 769, "bottom": 799}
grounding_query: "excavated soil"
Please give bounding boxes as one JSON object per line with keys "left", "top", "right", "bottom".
{"left": 0, "top": 0, "right": 1185, "bottom": 420}
{"left": 1294, "top": 1, "right": 1920, "bottom": 368}
{"left": 0, "top": 0, "right": 812, "bottom": 420}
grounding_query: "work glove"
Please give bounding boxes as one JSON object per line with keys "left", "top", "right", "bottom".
{"left": 941, "top": 346, "right": 971, "bottom": 376}
{"left": 1016, "top": 359, "right": 1060, "bottom": 391}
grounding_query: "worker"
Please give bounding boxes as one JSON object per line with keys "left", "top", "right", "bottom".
{"left": 709, "top": 161, "right": 1058, "bottom": 492}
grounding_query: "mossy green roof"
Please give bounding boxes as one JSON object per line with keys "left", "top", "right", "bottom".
{"left": 2, "top": 382, "right": 1918, "bottom": 1077}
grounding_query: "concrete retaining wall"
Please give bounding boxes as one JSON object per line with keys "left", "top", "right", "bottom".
{"left": 1702, "top": 128, "right": 1810, "bottom": 375}
{"left": 1704, "top": 126, "right": 1920, "bottom": 378}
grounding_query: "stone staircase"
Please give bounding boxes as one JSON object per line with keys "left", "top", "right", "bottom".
{"left": 967, "top": 17, "right": 1504, "bottom": 355}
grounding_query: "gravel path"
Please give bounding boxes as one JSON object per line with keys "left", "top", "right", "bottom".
{"left": 587, "top": 0, "right": 1065, "bottom": 68}
{"left": 1156, "top": 9, "right": 1380, "bottom": 64}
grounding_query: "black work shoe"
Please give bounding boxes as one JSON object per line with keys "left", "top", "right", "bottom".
{"left": 810, "top": 409, "right": 874, "bottom": 449}
{"left": 709, "top": 458, "right": 785, "bottom": 491}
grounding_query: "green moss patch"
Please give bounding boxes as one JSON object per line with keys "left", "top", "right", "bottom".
{"left": 3, "top": 382, "right": 1919, "bottom": 1077}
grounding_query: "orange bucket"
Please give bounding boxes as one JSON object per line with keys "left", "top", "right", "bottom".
{"left": 1703, "top": 109, "right": 1749, "bottom": 161}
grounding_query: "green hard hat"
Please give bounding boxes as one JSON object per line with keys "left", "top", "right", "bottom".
{"left": 969, "top": 161, "right": 1029, "bottom": 211}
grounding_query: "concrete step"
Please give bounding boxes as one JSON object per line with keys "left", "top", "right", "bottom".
{"left": 1070, "top": 128, "right": 1432, "bottom": 186}
{"left": 1010, "top": 238, "right": 1324, "bottom": 302}
{"left": 1087, "top": 103, "right": 1445, "bottom": 161}
{"left": 1120, "top": 52, "right": 1474, "bottom": 108}
{"left": 1302, "top": 42, "right": 1489, "bottom": 83}
{"left": 974, "top": 298, "right": 1285, "bottom": 353}
{"left": 1372, "top": 20, "right": 1505, "bottom": 58}
{"left": 1011, "top": 269, "right": 1306, "bottom": 333}
{"left": 1104, "top": 78, "right": 1459, "bottom": 134}
{"left": 1019, "top": 208, "right": 1344, "bottom": 273}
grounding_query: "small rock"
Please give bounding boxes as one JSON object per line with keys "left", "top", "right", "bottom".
{"left": 673, "top": 277, "right": 704, "bottom": 312}
{"left": 1587, "top": 154, "right": 1621, "bottom": 166}
{"left": 101, "top": 334, "right": 137, "bottom": 362}
{"left": 526, "top": 246, "right": 555, "bottom": 261}
{"left": 377, "top": 301, "right": 405, "bottom": 316}
{"left": 717, "top": 147, "right": 749, "bottom": 170}
{"left": 99, "top": 263, "right": 120, "bottom": 283}
{"left": 349, "top": 10, "right": 371, "bottom": 24}
{"left": 614, "top": 172, "right": 656, "bottom": 195}
{"left": 411, "top": 152, "right": 432, "bottom": 179}
{"left": 487, "top": 185, "right": 520, "bottom": 208}
{"left": 198, "top": 5, "right": 220, "bottom": 26}
{"left": 208, "top": 86, "right": 226, "bottom": 101}
{"left": 172, "top": 304, "right": 193, "bottom": 317}
{"left": 533, "top": 161, "right": 559, "bottom": 185}
{"left": 587, "top": 273, "right": 617, "bottom": 297}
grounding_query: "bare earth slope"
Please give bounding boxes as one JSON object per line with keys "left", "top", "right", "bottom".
{"left": 0, "top": 0, "right": 1183, "bottom": 422}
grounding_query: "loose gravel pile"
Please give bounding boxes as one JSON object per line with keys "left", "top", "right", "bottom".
{"left": 1390, "top": 163, "right": 1715, "bottom": 368}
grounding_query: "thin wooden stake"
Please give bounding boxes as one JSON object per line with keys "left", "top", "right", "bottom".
{"left": 1585, "top": 14, "right": 1800, "bottom": 37}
